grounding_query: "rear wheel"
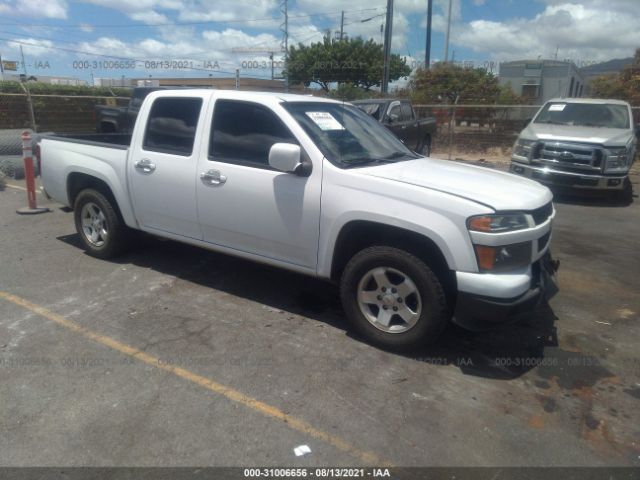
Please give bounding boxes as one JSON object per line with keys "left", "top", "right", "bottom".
{"left": 340, "top": 246, "right": 449, "bottom": 351}
{"left": 74, "top": 189, "right": 129, "bottom": 259}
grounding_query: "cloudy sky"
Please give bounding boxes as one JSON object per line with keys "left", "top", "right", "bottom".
{"left": 0, "top": 0, "right": 638, "bottom": 83}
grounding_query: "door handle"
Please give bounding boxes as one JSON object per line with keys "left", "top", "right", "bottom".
{"left": 200, "top": 169, "right": 227, "bottom": 185}
{"left": 134, "top": 158, "right": 156, "bottom": 174}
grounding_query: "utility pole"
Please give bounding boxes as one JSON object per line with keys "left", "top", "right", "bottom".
{"left": 425, "top": 0, "right": 432, "bottom": 69}
{"left": 382, "top": 0, "right": 394, "bottom": 94}
{"left": 280, "top": 0, "right": 289, "bottom": 92}
{"left": 444, "top": 0, "right": 452, "bottom": 62}
{"left": 235, "top": 69, "right": 239, "bottom": 90}
{"left": 340, "top": 11, "right": 345, "bottom": 41}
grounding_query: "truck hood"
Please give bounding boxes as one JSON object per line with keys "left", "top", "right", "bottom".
{"left": 356, "top": 158, "right": 552, "bottom": 211}
{"left": 522, "top": 123, "right": 633, "bottom": 146}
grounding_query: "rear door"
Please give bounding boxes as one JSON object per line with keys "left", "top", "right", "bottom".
{"left": 195, "top": 98, "right": 322, "bottom": 270}
{"left": 128, "top": 94, "right": 206, "bottom": 239}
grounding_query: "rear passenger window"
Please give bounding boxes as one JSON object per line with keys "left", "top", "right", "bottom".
{"left": 143, "top": 97, "right": 202, "bottom": 156}
{"left": 210, "top": 100, "right": 297, "bottom": 168}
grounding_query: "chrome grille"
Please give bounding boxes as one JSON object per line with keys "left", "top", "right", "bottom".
{"left": 532, "top": 141, "right": 603, "bottom": 173}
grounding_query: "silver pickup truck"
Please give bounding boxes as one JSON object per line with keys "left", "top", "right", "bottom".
{"left": 509, "top": 98, "right": 638, "bottom": 202}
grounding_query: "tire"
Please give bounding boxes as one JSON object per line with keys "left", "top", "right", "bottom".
{"left": 418, "top": 137, "right": 431, "bottom": 157}
{"left": 340, "top": 246, "right": 449, "bottom": 352}
{"left": 610, "top": 178, "right": 633, "bottom": 205}
{"left": 73, "top": 188, "right": 129, "bottom": 259}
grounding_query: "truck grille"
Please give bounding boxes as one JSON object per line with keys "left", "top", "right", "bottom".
{"left": 532, "top": 141, "right": 603, "bottom": 173}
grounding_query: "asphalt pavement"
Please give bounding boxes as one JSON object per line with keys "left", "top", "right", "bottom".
{"left": 1, "top": 176, "right": 639, "bottom": 467}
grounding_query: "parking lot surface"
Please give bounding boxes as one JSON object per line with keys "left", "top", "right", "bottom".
{"left": 1, "top": 176, "right": 639, "bottom": 467}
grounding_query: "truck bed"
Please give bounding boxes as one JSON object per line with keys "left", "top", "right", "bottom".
{"left": 42, "top": 133, "right": 132, "bottom": 149}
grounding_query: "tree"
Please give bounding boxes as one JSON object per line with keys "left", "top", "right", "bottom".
{"left": 286, "top": 36, "right": 411, "bottom": 92}
{"left": 591, "top": 48, "right": 640, "bottom": 106}
{"left": 407, "top": 62, "right": 518, "bottom": 104}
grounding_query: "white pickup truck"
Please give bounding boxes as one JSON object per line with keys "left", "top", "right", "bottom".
{"left": 40, "top": 89, "right": 558, "bottom": 351}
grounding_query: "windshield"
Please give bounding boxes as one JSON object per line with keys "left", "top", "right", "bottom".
{"left": 534, "top": 102, "right": 630, "bottom": 129}
{"left": 283, "top": 102, "right": 419, "bottom": 167}
{"left": 354, "top": 102, "right": 383, "bottom": 120}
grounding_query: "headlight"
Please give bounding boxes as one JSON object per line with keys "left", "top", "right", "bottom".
{"left": 474, "top": 242, "right": 532, "bottom": 272}
{"left": 468, "top": 213, "right": 530, "bottom": 233}
{"left": 512, "top": 138, "right": 536, "bottom": 161}
{"left": 605, "top": 147, "right": 630, "bottom": 173}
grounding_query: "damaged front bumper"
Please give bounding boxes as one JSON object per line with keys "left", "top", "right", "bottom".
{"left": 453, "top": 252, "right": 559, "bottom": 330}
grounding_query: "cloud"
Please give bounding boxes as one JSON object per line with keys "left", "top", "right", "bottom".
{"left": 0, "top": 0, "right": 68, "bottom": 19}
{"left": 454, "top": 1, "right": 640, "bottom": 62}
{"left": 4, "top": 38, "right": 61, "bottom": 57}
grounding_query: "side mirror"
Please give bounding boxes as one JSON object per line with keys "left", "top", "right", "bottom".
{"left": 269, "top": 143, "right": 310, "bottom": 176}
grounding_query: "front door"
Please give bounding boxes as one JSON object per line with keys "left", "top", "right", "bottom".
{"left": 196, "top": 99, "right": 322, "bottom": 269}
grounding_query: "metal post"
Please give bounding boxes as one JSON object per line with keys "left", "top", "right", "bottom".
{"left": 444, "top": 0, "right": 452, "bottom": 62}
{"left": 16, "top": 131, "right": 49, "bottom": 215}
{"left": 235, "top": 69, "right": 239, "bottom": 90}
{"left": 382, "top": 0, "right": 394, "bottom": 93}
{"left": 269, "top": 53, "right": 274, "bottom": 80}
{"left": 19, "top": 45, "right": 37, "bottom": 131}
{"left": 425, "top": 0, "right": 432, "bottom": 68}
{"left": 340, "top": 11, "right": 344, "bottom": 41}
{"left": 280, "top": 0, "right": 289, "bottom": 92}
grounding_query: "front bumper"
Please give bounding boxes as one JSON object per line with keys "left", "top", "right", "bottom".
{"left": 453, "top": 253, "right": 559, "bottom": 330}
{"left": 509, "top": 162, "right": 627, "bottom": 190}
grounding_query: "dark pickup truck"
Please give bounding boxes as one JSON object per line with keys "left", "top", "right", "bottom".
{"left": 353, "top": 99, "right": 437, "bottom": 156}
{"left": 96, "top": 87, "right": 167, "bottom": 134}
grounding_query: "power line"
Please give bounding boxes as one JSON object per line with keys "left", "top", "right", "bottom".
{"left": 0, "top": 7, "right": 386, "bottom": 29}
{"left": 0, "top": 36, "right": 275, "bottom": 79}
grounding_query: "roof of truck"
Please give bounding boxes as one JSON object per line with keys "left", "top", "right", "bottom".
{"left": 152, "top": 88, "right": 344, "bottom": 104}
{"left": 546, "top": 97, "right": 631, "bottom": 106}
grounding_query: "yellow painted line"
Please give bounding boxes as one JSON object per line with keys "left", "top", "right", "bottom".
{"left": 0, "top": 291, "right": 392, "bottom": 466}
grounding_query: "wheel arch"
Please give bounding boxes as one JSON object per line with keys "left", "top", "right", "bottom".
{"left": 329, "top": 220, "right": 456, "bottom": 300}
{"left": 67, "top": 173, "right": 122, "bottom": 219}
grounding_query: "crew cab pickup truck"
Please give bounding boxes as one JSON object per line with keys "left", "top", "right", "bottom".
{"left": 509, "top": 98, "right": 638, "bottom": 202}
{"left": 352, "top": 99, "right": 437, "bottom": 156}
{"left": 40, "top": 90, "right": 558, "bottom": 351}
{"left": 96, "top": 87, "right": 167, "bottom": 134}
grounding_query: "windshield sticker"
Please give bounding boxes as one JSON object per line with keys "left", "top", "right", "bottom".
{"left": 305, "top": 111, "right": 345, "bottom": 131}
{"left": 548, "top": 104, "right": 566, "bottom": 112}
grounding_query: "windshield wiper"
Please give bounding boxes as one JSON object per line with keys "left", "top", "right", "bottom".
{"left": 537, "top": 120, "right": 567, "bottom": 125}
{"left": 342, "top": 157, "right": 396, "bottom": 168}
{"left": 382, "top": 152, "right": 418, "bottom": 160}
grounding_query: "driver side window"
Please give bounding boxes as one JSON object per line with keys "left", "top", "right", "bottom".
{"left": 209, "top": 100, "right": 297, "bottom": 169}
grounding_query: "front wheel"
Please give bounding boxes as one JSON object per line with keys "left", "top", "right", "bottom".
{"left": 74, "top": 188, "right": 129, "bottom": 259}
{"left": 418, "top": 137, "right": 431, "bottom": 157}
{"left": 340, "top": 246, "right": 449, "bottom": 351}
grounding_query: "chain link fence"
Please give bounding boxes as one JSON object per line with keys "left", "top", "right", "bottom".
{"left": 0, "top": 92, "right": 129, "bottom": 178}
{"left": 1, "top": 93, "right": 638, "bottom": 179}
{"left": 415, "top": 105, "right": 640, "bottom": 168}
